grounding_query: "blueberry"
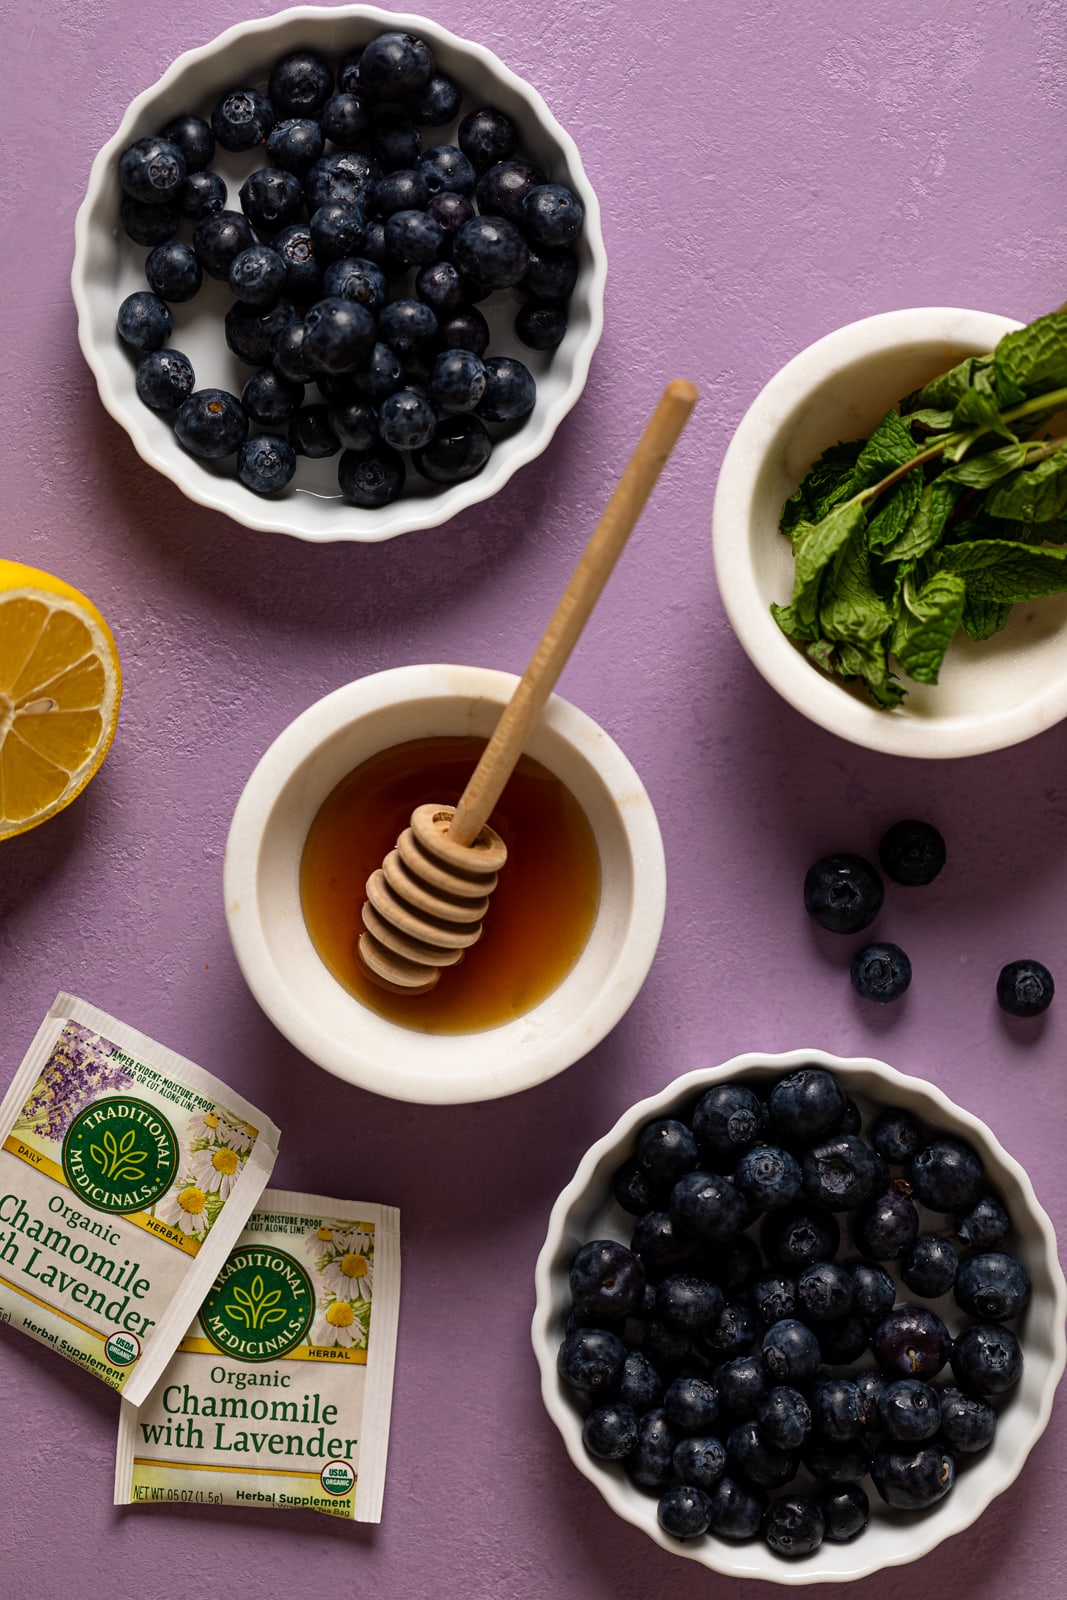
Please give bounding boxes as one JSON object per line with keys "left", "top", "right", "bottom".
{"left": 611, "top": 1158, "right": 660, "bottom": 1216}
{"left": 654, "top": 1272, "right": 724, "bottom": 1332}
{"left": 173, "top": 389, "right": 247, "bottom": 459}
{"left": 177, "top": 172, "right": 226, "bottom": 223}
{"left": 954, "top": 1251, "right": 1030, "bottom": 1322}
{"left": 521, "top": 182, "right": 585, "bottom": 248}
{"left": 936, "top": 1385, "right": 997, "bottom": 1452}
{"left": 376, "top": 390, "right": 437, "bottom": 454}
{"left": 265, "top": 118, "right": 325, "bottom": 175}
{"left": 878, "top": 1378, "right": 940, "bottom": 1441}
{"left": 733, "top": 1146, "right": 802, "bottom": 1214}
{"left": 701, "top": 1300, "right": 757, "bottom": 1360}
{"left": 378, "top": 298, "right": 438, "bottom": 364}
{"left": 360, "top": 218, "right": 403, "bottom": 274}
{"left": 415, "top": 260, "right": 467, "bottom": 319}
{"left": 757, "top": 1386, "right": 811, "bottom": 1451}
{"left": 268, "top": 50, "right": 334, "bottom": 118}
{"left": 871, "top": 1304, "right": 952, "bottom": 1379}
{"left": 670, "top": 1171, "right": 750, "bottom": 1243}
{"left": 437, "top": 307, "right": 491, "bottom": 357}
{"left": 119, "top": 136, "right": 186, "bottom": 205}
{"left": 801, "top": 1135, "right": 888, "bottom": 1211}
{"left": 228, "top": 245, "right": 287, "bottom": 308}
{"left": 581, "top": 1402, "right": 639, "bottom": 1462}
{"left": 569, "top": 1238, "right": 646, "bottom": 1320}
{"left": 273, "top": 223, "right": 322, "bottom": 296}
{"left": 406, "top": 73, "right": 462, "bottom": 126}
{"left": 692, "top": 1082, "right": 766, "bottom": 1164}
{"left": 418, "top": 144, "right": 476, "bottom": 198}
{"left": 135, "top": 348, "right": 194, "bottom": 412}
{"left": 817, "top": 1313, "right": 869, "bottom": 1366}
{"left": 803, "top": 1436, "right": 873, "bottom": 1485}
{"left": 121, "top": 195, "right": 180, "bottom": 245}
{"left": 375, "top": 169, "right": 430, "bottom": 217}
{"left": 225, "top": 299, "right": 298, "bottom": 367}
{"left": 354, "top": 342, "right": 406, "bottom": 404}
{"left": 322, "top": 92, "right": 372, "bottom": 150}
{"left": 453, "top": 214, "right": 530, "bottom": 289}
{"left": 458, "top": 107, "right": 519, "bottom": 172}
{"left": 852, "top": 1188, "right": 919, "bottom": 1260}
{"left": 426, "top": 350, "right": 487, "bottom": 414}
{"left": 761, "top": 1203, "right": 841, "bottom": 1274}
{"left": 236, "top": 434, "right": 296, "bottom": 495}
{"left": 358, "top": 31, "right": 435, "bottom": 101}
{"left": 161, "top": 114, "right": 215, "bottom": 174}
{"left": 627, "top": 1408, "right": 677, "bottom": 1489}
{"left": 803, "top": 853, "right": 884, "bottom": 934}
{"left": 763, "top": 1492, "right": 825, "bottom": 1558}
{"left": 848, "top": 1260, "right": 895, "bottom": 1320}
{"left": 303, "top": 297, "right": 376, "bottom": 375}
{"left": 716, "top": 1234, "right": 763, "bottom": 1295}
{"left": 871, "top": 1443, "right": 955, "bottom": 1510}
{"left": 955, "top": 1194, "right": 1010, "bottom": 1251}
{"left": 304, "top": 151, "right": 381, "bottom": 212}
{"left": 193, "top": 210, "right": 257, "bottom": 280}
{"left": 144, "top": 240, "right": 202, "bottom": 303}
{"left": 714, "top": 1355, "right": 767, "bottom": 1420}
{"left": 761, "top": 1318, "right": 822, "bottom": 1386}
{"left": 796, "top": 1261, "right": 856, "bottom": 1323}
{"left": 479, "top": 355, "right": 536, "bottom": 423}
{"left": 427, "top": 190, "right": 476, "bottom": 242}
{"left": 630, "top": 1210, "right": 696, "bottom": 1277}
{"left": 337, "top": 444, "right": 406, "bottom": 508}
{"left": 672, "top": 1435, "right": 727, "bottom": 1490}
{"left": 997, "top": 958, "right": 1055, "bottom": 1017}
{"left": 870, "top": 1107, "right": 925, "bottom": 1165}
{"left": 337, "top": 49, "right": 364, "bottom": 94}
{"left": 879, "top": 819, "right": 946, "bottom": 885}
{"left": 726, "top": 1420, "right": 797, "bottom": 1489}
{"left": 475, "top": 158, "right": 546, "bottom": 222}
{"left": 516, "top": 300, "right": 568, "bottom": 351}
{"left": 238, "top": 167, "right": 304, "bottom": 235}
{"left": 116, "top": 291, "right": 172, "bottom": 352}
{"left": 384, "top": 209, "right": 445, "bottom": 266}
{"left": 854, "top": 1370, "right": 888, "bottom": 1427}
{"left": 768, "top": 1067, "right": 848, "bottom": 1143}
{"left": 951, "top": 1322, "right": 1023, "bottom": 1393}
{"left": 810, "top": 1376, "right": 863, "bottom": 1441}
{"left": 902, "top": 1234, "right": 959, "bottom": 1298}
{"left": 819, "top": 1484, "right": 869, "bottom": 1542}
{"left": 323, "top": 256, "right": 389, "bottom": 312}
{"left": 556, "top": 1326, "right": 627, "bottom": 1396}
{"left": 616, "top": 1349, "right": 664, "bottom": 1413}
{"left": 289, "top": 404, "right": 340, "bottom": 459}
{"left": 272, "top": 321, "right": 318, "bottom": 384}
{"left": 328, "top": 398, "right": 380, "bottom": 452}
{"left": 749, "top": 1274, "right": 798, "bottom": 1329}
{"left": 706, "top": 1475, "right": 767, "bottom": 1540}
{"left": 210, "top": 88, "right": 274, "bottom": 152}
{"left": 412, "top": 413, "right": 495, "bottom": 483}
{"left": 910, "top": 1137, "right": 985, "bottom": 1213}
{"left": 370, "top": 107, "right": 421, "bottom": 170}
{"left": 521, "top": 244, "right": 579, "bottom": 302}
{"left": 851, "top": 941, "right": 912, "bottom": 1004}
{"left": 241, "top": 368, "right": 303, "bottom": 426}
{"left": 664, "top": 1375, "right": 720, "bottom": 1433}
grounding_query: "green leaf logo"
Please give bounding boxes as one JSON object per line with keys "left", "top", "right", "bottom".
{"left": 202, "top": 1247, "right": 313, "bottom": 1361}
{"left": 62, "top": 1097, "right": 178, "bottom": 1215}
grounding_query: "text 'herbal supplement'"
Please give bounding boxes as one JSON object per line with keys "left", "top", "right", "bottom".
{"left": 115, "top": 1190, "right": 401, "bottom": 1521}
{"left": 0, "top": 994, "right": 280, "bottom": 1405}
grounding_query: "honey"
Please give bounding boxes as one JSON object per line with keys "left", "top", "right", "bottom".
{"left": 299, "top": 736, "right": 601, "bottom": 1033}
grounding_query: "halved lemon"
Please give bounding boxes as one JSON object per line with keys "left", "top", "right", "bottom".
{"left": 0, "top": 559, "right": 122, "bottom": 841}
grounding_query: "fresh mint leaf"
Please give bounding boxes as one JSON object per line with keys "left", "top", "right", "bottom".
{"left": 853, "top": 408, "right": 917, "bottom": 486}
{"left": 906, "top": 406, "right": 956, "bottom": 433}
{"left": 789, "top": 500, "right": 869, "bottom": 628}
{"left": 881, "top": 480, "right": 962, "bottom": 563}
{"left": 936, "top": 538, "right": 1067, "bottom": 603}
{"left": 985, "top": 445, "right": 1067, "bottom": 523}
{"left": 779, "top": 441, "right": 862, "bottom": 537}
{"left": 806, "top": 637, "right": 839, "bottom": 674}
{"left": 867, "top": 471, "right": 923, "bottom": 550}
{"left": 951, "top": 387, "right": 1017, "bottom": 442}
{"left": 939, "top": 443, "right": 1029, "bottom": 489}
{"left": 818, "top": 522, "right": 895, "bottom": 643}
{"left": 961, "top": 594, "right": 1011, "bottom": 640}
{"left": 836, "top": 640, "right": 904, "bottom": 707}
{"left": 901, "top": 354, "right": 993, "bottom": 414}
{"left": 770, "top": 600, "right": 819, "bottom": 642}
{"left": 891, "top": 571, "right": 966, "bottom": 685}
{"left": 994, "top": 311, "right": 1067, "bottom": 397}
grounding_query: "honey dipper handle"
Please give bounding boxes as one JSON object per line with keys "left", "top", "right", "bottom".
{"left": 448, "top": 378, "right": 699, "bottom": 847}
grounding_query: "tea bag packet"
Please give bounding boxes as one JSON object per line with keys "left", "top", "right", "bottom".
{"left": 0, "top": 994, "right": 280, "bottom": 1405}
{"left": 115, "top": 1191, "right": 400, "bottom": 1522}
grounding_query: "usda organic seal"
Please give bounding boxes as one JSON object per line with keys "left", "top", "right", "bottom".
{"left": 201, "top": 1246, "right": 313, "bottom": 1361}
{"left": 320, "top": 1461, "right": 355, "bottom": 1497}
{"left": 62, "top": 1096, "right": 178, "bottom": 1214}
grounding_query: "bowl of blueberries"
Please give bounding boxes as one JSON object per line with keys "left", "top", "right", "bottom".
{"left": 532, "top": 1049, "right": 1066, "bottom": 1583}
{"left": 72, "top": 6, "right": 606, "bottom": 541}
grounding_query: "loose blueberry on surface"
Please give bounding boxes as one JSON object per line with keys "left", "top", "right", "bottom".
{"left": 135, "top": 348, "right": 194, "bottom": 412}
{"left": 265, "top": 118, "right": 325, "bottom": 175}
{"left": 819, "top": 1484, "right": 869, "bottom": 1542}
{"left": 337, "top": 443, "right": 406, "bottom": 507}
{"left": 241, "top": 367, "right": 304, "bottom": 426}
{"left": 996, "top": 959, "right": 1055, "bottom": 1017}
{"left": 803, "top": 852, "right": 884, "bottom": 934}
{"left": 581, "top": 1402, "right": 639, "bottom": 1462}
{"left": 878, "top": 819, "right": 946, "bottom": 886}
{"left": 210, "top": 88, "right": 275, "bottom": 152}
{"left": 850, "top": 942, "right": 912, "bottom": 1004}
{"left": 177, "top": 171, "right": 226, "bottom": 222}
{"left": 144, "top": 240, "right": 202, "bottom": 303}
{"left": 228, "top": 245, "right": 287, "bottom": 308}
{"left": 268, "top": 50, "right": 334, "bottom": 118}
{"left": 763, "top": 1492, "right": 825, "bottom": 1558}
{"left": 954, "top": 1251, "right": 1031, "bottom": 1322}
{"left": 122, "top": 195, "right": 180, "bottom": 245}
{"left": 173, "top": 389, "right": 248, "bottom": 459}
{"left": 116, "top": 291, "right": 172, "bottom": 352}
{"left": 119, "top": 136, "right": 187, "bottom": 204}
{"left": 236, "top": 434, "right": 296, "bottom": 495}
{"left": 871, "top": 1443, "right": 955, "bottom": 1510}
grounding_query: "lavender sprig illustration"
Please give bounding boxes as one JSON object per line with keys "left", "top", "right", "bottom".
{"left": 12, "top": 1021, "right": 133, "bottom": 1143}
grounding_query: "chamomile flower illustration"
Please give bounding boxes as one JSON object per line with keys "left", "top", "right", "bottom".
{"left": 216, "top": 1117, "right": 254, "bottom": 1153}
{"left": 322, "top": 1249, "right": 374, "bottom": 1304}
{"left": 188, "top": 1142, "right": 242, "bottom": 1201}
{"left": 186, "top": 1108, "right": 226, "bottom": 1143}
{"left": 335, "top": 1224, "right": 374, "bottom": 1256}
{"left": 311, "top": 1299, "right": 365, "bottom": 1349}
{"left": 306, "top": 1222, "right": 339, "bottom": 1261}
{"left": 156, "top": 1183, "right": 210, "bottom": 1237}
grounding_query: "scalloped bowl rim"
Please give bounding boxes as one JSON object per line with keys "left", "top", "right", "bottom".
{"left": 71, "top": 4, "right": 607, "bottom": 543}
{"left": 532, "top": 1046, "right": 1067, "bottom": 1584}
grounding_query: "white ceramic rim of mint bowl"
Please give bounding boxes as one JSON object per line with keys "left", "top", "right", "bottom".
{"left": 532, "top": 1046, "right": 1067, "bottom": 1585}
{"left": 710, "top": 307, "right": 1067, "bottom": 758}
{"left": 71, "top": 4, "right": 606, "bottom": 544}
{"left": 223, "top": 664, "right": 665, "bottom": 1104}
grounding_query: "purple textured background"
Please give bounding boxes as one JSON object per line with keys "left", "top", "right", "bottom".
{"left": 2, "top": 0, "right": 1066, "bottom": 1594}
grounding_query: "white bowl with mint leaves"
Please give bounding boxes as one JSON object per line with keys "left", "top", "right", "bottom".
{"left": 712, "top": 307, "right": 1067, "bottom": 758}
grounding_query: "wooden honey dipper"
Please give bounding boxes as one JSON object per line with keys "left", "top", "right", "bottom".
{"left": 358, "top": 378, "right": 699, "bottom": 994}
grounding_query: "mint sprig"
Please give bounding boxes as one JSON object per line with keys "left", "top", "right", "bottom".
{"left": 773, "top": 310, "right": 1067, "bottom": 705}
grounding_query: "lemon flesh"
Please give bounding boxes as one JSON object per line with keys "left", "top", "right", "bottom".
{"left": 0, "top": 559, "right": 122, "bottom": 840}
